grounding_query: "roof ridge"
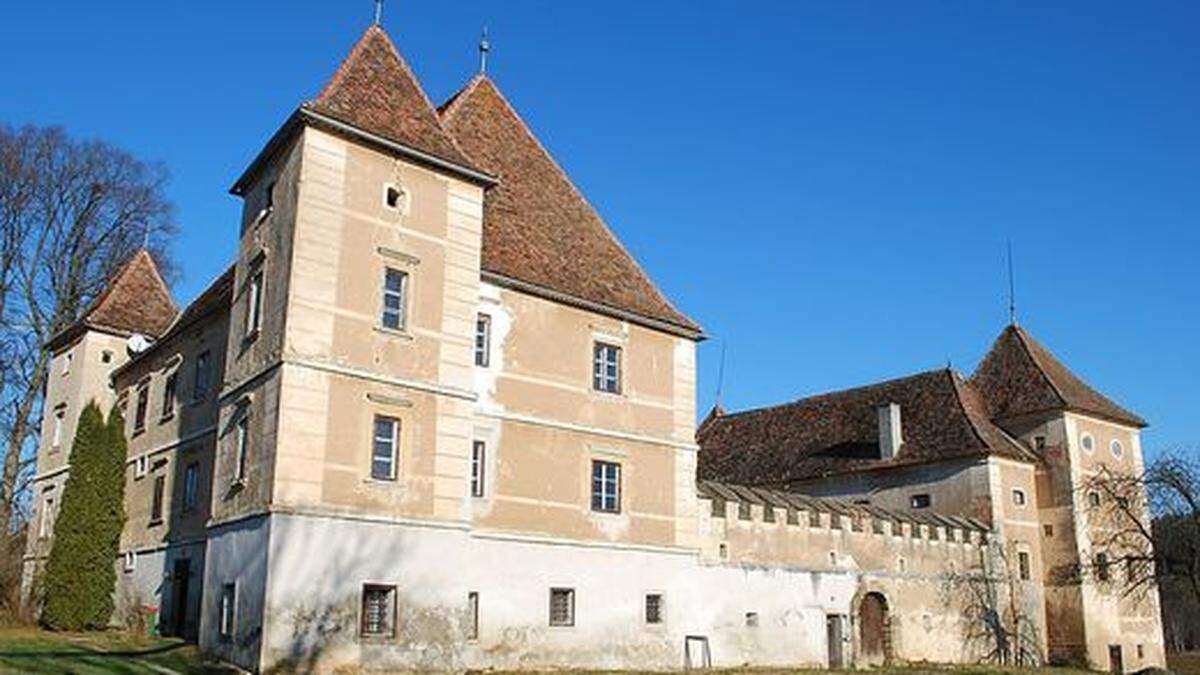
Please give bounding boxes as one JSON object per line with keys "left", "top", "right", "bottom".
{"left": 462, "top": 76, "right": 694, "bottom": 326}
{"left": 437, "top": 73, "right": 486, "bottom": 123}
{"left": 1008, "top": 324, "right": 1070, "bottom": 408}
{"left": 717, "top": 367, "right": 955, "bottom": 420}
{"left": 948, "top": 370, "right": 1036, "bottom": 462}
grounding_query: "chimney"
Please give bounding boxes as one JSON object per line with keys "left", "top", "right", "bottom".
{"left": 877, "top": 403, "right": 902, "bottom": 460}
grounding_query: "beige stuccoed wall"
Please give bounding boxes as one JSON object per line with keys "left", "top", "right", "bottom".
{"left": 470, "top": 281, "right": 699, "bottom": 548}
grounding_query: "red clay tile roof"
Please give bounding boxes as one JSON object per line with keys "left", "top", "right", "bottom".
{"left": 970, "top": 324, "right": 1146, "bottom": 428}
{"left": 81, "top": 249, "right": 177, "bottom": 337}
{"left": 696, "top": 369, "right": 1034, "bottom": 487}
{"left": 439, "top": 75, "right": 701, "bottom": 336}
{"left": 304, "top": 25, "right": 474, "bottom": 170}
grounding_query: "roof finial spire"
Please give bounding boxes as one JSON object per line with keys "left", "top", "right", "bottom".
{"left": 374, "top": 0, "right": 383, "bottom": 26}
{"left": 478, "top": 26, "right": 491, "bottom": 74}
{"left": 1006, "top": 239, "right": 1018, "bottom": 326}
{"left": 714, "top": 340, "right": 728, "bottom": 407}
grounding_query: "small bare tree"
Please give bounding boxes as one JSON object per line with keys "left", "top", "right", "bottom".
{"left": 0, "top": 125, "right": 176, "bottom": 595}
{"left": 942, "top": 539, "right": 1043, "bottom": 667}
{"left": 1080, "top": 452, "right": 1200, "bottom": 647}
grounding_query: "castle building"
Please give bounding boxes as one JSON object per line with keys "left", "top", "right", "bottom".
{"left": 23, "top": 25, "right": 1164, "bottom": 673}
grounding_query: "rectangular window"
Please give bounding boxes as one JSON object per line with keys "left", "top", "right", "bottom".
{"left": 52, "top": 407, "right": 65, "bottom": 448}
{"left": 193, "top": 351, "right": 211, "bottom": 401}
{"left": 592, "top": 342, "right": 621, "bottom": 393}
{"left": 361, "top": 584, "right": 396, "bottom": 637}
{"left": 183, "top": 462, "right": 199, "bottom": 512}
{"left": 234, "top": 416, "right": 249, "bottom": 483}
{"left": 1095, "top": 553, "right": 1110, "bottom": 581}
{"left": 372, "top": 416, "right": 399, "bottom": 481}
{"left": 219, "top": 583, "right": 236, "bottom": 639}
{"left": 645, "top": 593, "right": 664, "bottom": 625}
{"left": 745, "top": 612, "right": 759, "bottom": 627}
{"left": 245, "top": 267, "right": 264, "bottom": 338}
{"left": 474, "top": 314, "right": 491, "bottom": 367}
{"left": 63, "top": 351, "right": 72, "bottom": 375}
{"left": 1034, "top": 435, "right": 1046, "bottom": 450}
{"left": 160, "top": 371, "right": 177, "bottom": 421}
{"left": 591, "top": 460, "right": 621, "bottom": 513}
{"left": 1018, "top": 551, "right": 1031, "bottom": 580}
{"left": 549, "top": 588, "right": 575, "bottom": 627}
{"left": 134, "top": 382, "right": 149, "bottom": 433}
{"left": 467, "top": 592, "right": 479, "bottom": 640}
{"left": 471, "top": 441, "right": 485, "bottom": 497}
{"left": 1012, "top": 489, "right": 1027, "bottom": 506}
{"left": 381, "top": 268, "right": 407, "bottom": 330}
{"left": 1043, "top": 523, "right": 1054, "bottom": 538}
{"left": 910, "top": 493, "right": 931, "bottom": 509}
{"left": 38, "top": 495, "right": 54, "bottom": 539}
{"left": 150, "top": 474, "right": 165, "bottom": 523}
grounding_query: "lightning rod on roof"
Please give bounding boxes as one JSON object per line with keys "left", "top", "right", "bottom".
{"left": 714, "top": 340, "right": 728, "bottom": 407}
{"left": 374, "top": 0, "right": 383, "bottom": 26}
{"left": 1007, "top": 239, "right": 1017, "bottom": 326}
{"left": 479, "top": 26, "right": 491, "bottom": 74}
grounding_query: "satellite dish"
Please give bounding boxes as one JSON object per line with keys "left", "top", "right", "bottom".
{"left": 126, "top": 333, "right": 152, "bottom": 355}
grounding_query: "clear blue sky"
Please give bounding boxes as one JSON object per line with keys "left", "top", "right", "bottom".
{"left": 3, "top": 2, "right": 1197, "bottom": 458}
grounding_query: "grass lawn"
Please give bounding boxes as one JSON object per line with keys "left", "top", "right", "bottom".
{"left": 0, "top": 626, "right": 236, "bottom": 674}
{"left": 1169, "top": 652, "right": 1200, "bottom": 675}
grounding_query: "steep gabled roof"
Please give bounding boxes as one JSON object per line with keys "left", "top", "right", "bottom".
{"left": 970, "top": 324, "right": 1146, "bottom": 428}
{"left": 304, "top": 25, "right": 474, "bottom": 171}
{"left": 49, "top": 250, "right": 177, "bottom": 351}
{"left": 696, "top": 369, "right": 1034, "bottom": 487}
{"left": 439, "top": 75, "right": 701, "bottom": 337}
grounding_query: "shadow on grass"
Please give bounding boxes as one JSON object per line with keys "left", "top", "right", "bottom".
{"left": 0, "top": 640, "right": 188, "bottom": 659}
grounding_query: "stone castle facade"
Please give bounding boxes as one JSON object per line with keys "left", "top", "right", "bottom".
{"left": 23, "top": 25, "right": 1164, "bottom": 673}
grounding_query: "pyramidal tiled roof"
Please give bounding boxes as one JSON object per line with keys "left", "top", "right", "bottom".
{"left": 696, "top": 369, "right": 1035, "bottom": 488}
{"left": 970, "top": 324, "right": 1146, "bottom": 428}
{"left": 439, "top": 75, "right": 701, "bottom": 336}
{"left": 50, "top": 250, "right": 177, "bottom": 350}
{"left": 304, "top": 25, "right": 474, "bottom": 170}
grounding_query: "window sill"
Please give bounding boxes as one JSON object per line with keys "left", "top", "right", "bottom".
{"left": 242, "top": 329, "right": 260, "bottom": 346}
{"left": 132, "top": 428, "right": 146, "bottom": 438}
{"left": 374, "top": 326, "right": 414, "bottom": 341}
{"left": 159, "top": 414, "right": 175, "bottom": 424}
{"left": 148, "top": 518, "right": 164, "bottom": 527}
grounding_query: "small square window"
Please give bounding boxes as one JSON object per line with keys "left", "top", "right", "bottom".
{"left": 381, "top": 269, "right": 408, "bottom": 331}
{"left": 1034, "top": 435, "right": 1046, "bottom": 450}
{"left": 1088, "top": 491, "right": 1101, "bottom": 508}
{"left": 372, "top": 416, "right": 400, "bottom": 481}
{"left": 745, "top": 612, "right": 759, "bottom": 628}
{"left": 910, "top": 493, "right": 931, "bottom": 509}
{"left": 1043, "top": 524, "right": 1054, "bottom": 538}
{"left": 591, "top": 460, "right": 621, "bottom": 513}
{"left": 1012, "top": 489, "right": 1027, "bottom": 506}
{"left": 384, "top": 184, "right": 408, "bottom": 212}
{"left": 361, "top": 584, "right": 396, "bottom": 637}
{"left": 549, "top": 588, "right": 575, "bottom": 627}
{"left": 645, "top": 593, "right": 664, "bottom": 625}
{"left": 101, "top": 350, "right": 113, "bottom": 364}
{"left": 592, "top": 342, "right": 621, "bottom": 394}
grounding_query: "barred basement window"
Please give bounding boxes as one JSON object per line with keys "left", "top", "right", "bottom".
{"left": 361, "top": 584, "right": 396, "bottom": 637}
{"left": 645, "top": 593, "right": 664, "bottom": 624}
{"left": 591, "top": 460, "right": 621, "bottom": 513}
{"left": 592, "top": 342, "right": 621, "bottom": 394}
{"left": 910, "top": 493, "right": 931, "bottom": 509}
{"left": 549, "top": 588, "right": 574, "bottom": 627}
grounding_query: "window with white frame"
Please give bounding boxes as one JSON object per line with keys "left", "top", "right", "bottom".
{"left": 380, "top": 268, "right": 407, "bottom": 331}
{"left": 549, "top": 588, "right": 574, "bottom": 627}
{"left": 470, "top": 441, "right": 485, "bottom": 497}
{"left": 1111, "top": 439, "right": 1124, "bottom": 458}
{"left": 591, "top": 460, "right": 621, "bottom": 513}
{"left": 474, "top": 314, "right": 491, "bottom": 367}
{"left": 193, "top": 351, "right": 211, "bottom": 401}
{"left": 360, "top": 584, "right": 396, "bottom": 637}
{"left": 1080, "top": 432, "right": 1095, "bottom": 453}
{"left": 1013, "top": 489, "right": 1027, "bottom": 506}
{"left": 645, "top": 593, "right": 664, "bottom": 625}
{"left": 219, "top": 583, "right": 236, "bottom": 639}
{"left": 135, "top": 455, "right": 149, "bottom": 479}
{"left": 183, "top": 461, "right": 200, "bottom": 512}
{"left": 592, "top": 342, "right": 621, "bottom": 394}
{"left": 372, "top": 416, "right": 399, "bottom": 481}
{"left": 160, "top": 371, "right": 177, "bottom": 421}
{"left": 38, "top": 493, "right": 55, "bottom": 539}
{"left": 234, "top": 415, "right": 250, "bottom": 484}
{"left": 245, "top": 265, "right": 264, "bottom": 338}
{"left": 123, "top": 550, "right": 137, "bottom": 573}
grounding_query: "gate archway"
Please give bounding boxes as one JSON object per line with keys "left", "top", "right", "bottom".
{"left": 858, "top": 591, "right": 891, "bottom": 666}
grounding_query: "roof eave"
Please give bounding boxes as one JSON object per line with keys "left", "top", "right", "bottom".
{"left": 481, "top": 270, "right": 705, "bottom": 341}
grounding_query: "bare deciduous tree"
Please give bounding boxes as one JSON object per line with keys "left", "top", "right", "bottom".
{"left": 942, "top": 540, "right": 1043, "bottom": 667}
{"left": 0, "top": 124, "right": 176, "bottom": 547}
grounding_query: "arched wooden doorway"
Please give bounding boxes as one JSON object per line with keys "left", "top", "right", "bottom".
{"left": 858, "top": 592, "right": 891, "bottom": 666}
